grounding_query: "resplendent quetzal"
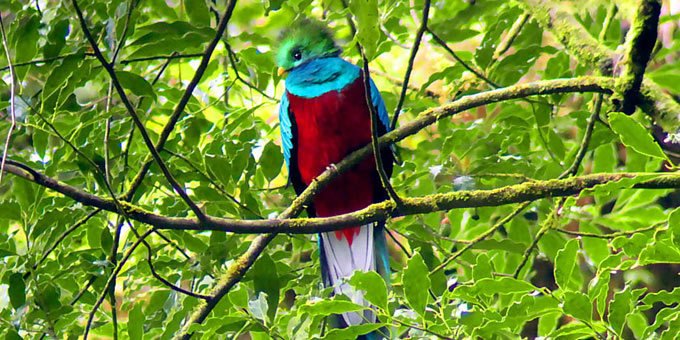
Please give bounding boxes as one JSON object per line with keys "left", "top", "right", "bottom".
{"left": 276, "top": 19, "right": 393, "bottom": 333}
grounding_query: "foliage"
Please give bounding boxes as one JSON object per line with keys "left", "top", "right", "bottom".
{"left": 0, "top": 0, "right": 679, "bottom": 338}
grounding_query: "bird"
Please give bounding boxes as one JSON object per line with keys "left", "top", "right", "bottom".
{"left": 276, "top": 18, "right": 393, "bottom": 336}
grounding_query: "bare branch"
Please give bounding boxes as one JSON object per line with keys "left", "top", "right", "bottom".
{"left": 0, "top": 15, "right": 16, "bottom": 184}
{"left": 427, "top": 28, "right": 500, "bottom": 89}
{"left": 556, "top": 222, "right": 662, "bottom": 239}
{"left": 358, "top": 44, "right": 401, "bottom": 205}
{"left": 390, "top": 0, "right": 431, "bottom": 130}
{"left": 559, "top": 93, "right": 603, "bottom": 179}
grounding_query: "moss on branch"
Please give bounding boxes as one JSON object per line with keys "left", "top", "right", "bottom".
{"left": 613, "top": 0, "right": 661, "bottom": 114}
{"left": 519, "top": 0, "right": 679, "bottom": 131}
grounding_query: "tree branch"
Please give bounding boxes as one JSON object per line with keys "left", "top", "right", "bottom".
{"left": 492, "top": 13, "right": 530, "bottom": 61}
{"left": 390, "top": 0, "right": 431, "bottom": 130}
{"left": 556, "top": 221, "right": 662, "bottom": 239}
{"left": 518, "top": 0, "right": 680, "bottom": 131}
{"left": 359, "top": 43, "right": 401, "bottom": 205}
{"left": 4, "top": 76, "right": 617, "bottom": 229}
{"left": 5, "top": 157, "right": 680, "bottom": 234}
{"left": 0, "top": 15, "right": 16, "bottom": 184}
{"left": 613, "top": 0, "right": 661, "bottom": 114}
{"left": 122, "top": 0, "right": 238, "bottom": 201}
{"left": 71, "top": 0, "right": 206, "bottom": 220}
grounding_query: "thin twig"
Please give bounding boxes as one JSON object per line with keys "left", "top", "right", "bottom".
{"left": 111, "top": 0, "right": 137, "bottom": 65}
{"left": 492, "top": 13, "right": 530, "bottom": 62}
{"left": 120, "top": 52, "right": 205, "bottom": 64}
{"left": 25, "top": 209, "right": 102, "bottom": 279}
{"left": 0, "top": 15, "right": 16, "bottom": 184}
{"left": 0, "top": 52, "right": 91, "bottom": 71}
{"left": 359, "top": 47, "right": 401, "bottom": 206}
{"left": 84, "top": 228, "right": 155, "bottom": 339}
{"left": 386, "top": 228, "right": 412, "bottom": 258}
{"left": 432, "top": 202, "right": 531, "bottom": 274}
{"left": 393, "top": 318, "right": 453, "bottom": 339}
{"left": 559, "top": 94, "right": 603, "bottom": 179}
{"left": 513, "top": 199, "right": 563, "bottom": 279}
{"left": 390, "top": 0, "right": 431, "bottom": 130}
{"left": 143, "top": 239, "right": 211, "bottom": 300}
{"left": 224, "top": 43, "right": 277, "bottom": 101}
{"left": 556, "top": 222, "right": 662, "bottom": 239}
{"left": 599, "top": 3, "right": 618, "bottom": 42}
{"left": 427, "top": 28, "right": 501, "bottom": 89}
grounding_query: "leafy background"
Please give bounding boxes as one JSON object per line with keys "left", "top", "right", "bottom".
{"left": 0, "top": 0, "right": 680, "bottom": 338}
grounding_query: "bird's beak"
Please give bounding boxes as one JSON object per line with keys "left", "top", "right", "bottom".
{"left": 277, "top": 67, "right": 287, "bottom": 77}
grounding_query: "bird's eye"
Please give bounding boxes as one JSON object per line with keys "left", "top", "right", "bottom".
{"left": 292, "top": 50, "right": 302, "bottom": 61}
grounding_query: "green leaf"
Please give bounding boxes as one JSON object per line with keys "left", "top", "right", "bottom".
{"left": 669, "top": 207, "right": 680, "bottom": 248}
{"left": 554, "top": 238, "right": 579, "bottom": 291}
{"left": 350, "top": 0, "right": 381, "bottom": 59}
{"left": 563, "top": 291, "right": 592, "bottom": 322}
{"left": 259, "top": 141, "right": 283, "bottom": 182}
{"left": 627, "top": 311, "right": 647, "bottom": 339}
{"left": 128, "top": 303, "right": 144, "bottom": 340}
{"left": 472, "top": 252, "right": 493, "bottom": 281}
{"left": 452, "top": 277, "right": 537, "bottom": 302}
{"left": 608, "top": 112, "right": 669, "bottom": 161}
{"left": 349, "top": 271, "right": 388, "bottom": 311}
{"left": 185, "top": 0, "right": 210, "bottom": 26}
{"left": 8, "top": 273, "right": 25, "bottom": 309}
{"left": 4, "top": 328, "right": 22, "bottom": 340}
{"left": 228, "top": 284, "right": 249, "bottom": 308}
{"left": 538, "top": 312, "right": 561, "bottom": 336}
{"left": 321, "top": 323, "right": 385, "bottom": 340}
{"left": 300, "top": 299, "right": 365, "bottom": 317}
{"left": 0, "top": 201, "right": 21, "bottom": 220}
{"left": 642, "top": 287, "right": 680, "bottom": 305}
{"left": 588, "top": 272, "right": 610, "bottom": 318}
{"left": 116, "top": 71, "right": 156, "bottom": 101}
{"left": 609, "top": 285, "right": 634, "bottom": 337}
{"left": 248, "top": 292, "right": 269, "bottom": 323}
{"left": 100, "top": 226, "right": 113, "bottom": 254}
{"left": 402, "top": 252, "right": 430, "bottom": 316}
{"left": 251, "top": 254, "right": 280, "bottom": 321}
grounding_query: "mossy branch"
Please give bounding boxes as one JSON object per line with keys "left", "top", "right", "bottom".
{"left": 613, "top": 0, "right": 661, "bottom": 114}
{"left": 519, "top": 0, "right": 680, "bottom": 132}
{"left": 5, "top": 158, "right": 680, "bottom": 234}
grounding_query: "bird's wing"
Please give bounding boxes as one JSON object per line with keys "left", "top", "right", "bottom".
{"left": 279, "top": 92, "right": 307, "bottom": 197}
{"left": 279, "top": 92, "right": 293, "bottom": 170}
{"left": 369, "top": 77, "right": 391, "bottom": 134}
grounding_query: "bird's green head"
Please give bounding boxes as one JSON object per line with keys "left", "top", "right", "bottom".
{"left": 276, "top": 18, "right": 341, "bottom": 76}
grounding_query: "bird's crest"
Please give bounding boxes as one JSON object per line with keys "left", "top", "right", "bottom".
{"left": 276, "top": 18, "right": 341, "bottom": 72}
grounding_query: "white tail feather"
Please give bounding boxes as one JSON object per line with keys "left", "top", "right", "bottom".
{"left": 320, "top": 223, "right": 376, "bottom": 326}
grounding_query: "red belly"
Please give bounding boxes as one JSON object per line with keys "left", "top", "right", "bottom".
{"left": 287, "top": 77, "right": 376, "bottom": 244}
